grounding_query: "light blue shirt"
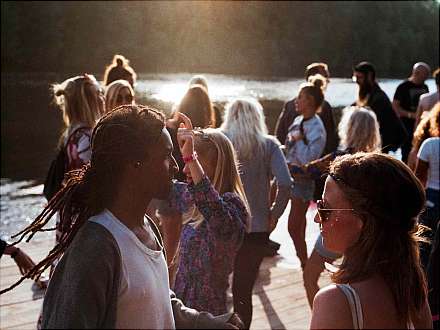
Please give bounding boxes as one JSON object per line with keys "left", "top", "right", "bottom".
{"left": 285, "top": 115, "right": 327, "bottom": 166}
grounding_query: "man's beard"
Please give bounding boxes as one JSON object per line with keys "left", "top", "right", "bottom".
{"left": 358, "top": 81, "right": 373, "bottom": 103}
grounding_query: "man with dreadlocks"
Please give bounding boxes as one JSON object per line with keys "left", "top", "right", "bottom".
{"left": 1, "top": 105, "right": 243, "bottom": 329}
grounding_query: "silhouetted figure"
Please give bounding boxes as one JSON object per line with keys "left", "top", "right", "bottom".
{"left": 103, "top": 54, "right": 137, "bottom": 88}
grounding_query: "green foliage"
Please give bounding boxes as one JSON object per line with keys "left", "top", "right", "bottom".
{"left": 1, "top": 1, "right": 438, "bottom": 77}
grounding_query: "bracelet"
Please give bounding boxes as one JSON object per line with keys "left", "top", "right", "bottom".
{"left": 10, "top": 248, "right": 20, "bottom": 259}
{"left": 183, "top": 152, "right": 198, "bottom": 163}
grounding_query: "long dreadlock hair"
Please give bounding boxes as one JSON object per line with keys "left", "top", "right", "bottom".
{"left": 0, "top": 104, "right": 165, "bottom": 295}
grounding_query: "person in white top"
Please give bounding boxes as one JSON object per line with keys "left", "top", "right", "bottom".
{"left": 310, "top": 153, "right": 432, "bottom": 329}
{"left": 1, "top": 105, "right": 244, "bottom": 329}
{"left": 415, "top": 136, "right": 440, "bottom": 269}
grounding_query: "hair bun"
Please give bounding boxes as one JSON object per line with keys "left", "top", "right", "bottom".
{"left": 308, "top": 74, "right": 326, "bottom": 91}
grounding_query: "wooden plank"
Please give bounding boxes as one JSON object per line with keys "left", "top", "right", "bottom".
{"left": 0, "top": 224, "right": 336, "bottom": 330}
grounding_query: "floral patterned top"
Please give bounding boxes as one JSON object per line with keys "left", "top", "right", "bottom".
{"left": 170, "top": 176, "right": 248, "bottom": 316}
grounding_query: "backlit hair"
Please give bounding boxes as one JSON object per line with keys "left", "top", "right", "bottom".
{"left": 177, "top": 85, "right": 215, "bottom": 128}
{"left": 183, "top": 128, "right": 250, "bottom": 231}
{"left": 329, "top": 152, "right": 427, "bottom": 325}
{"left": 220, "top": 98, "right": 268, "bottom": 161}
{"left": 305, "top": 62, "right": 329, "bottom": 79}
{"left": 338, "top": 106, "right": 381, "bottom": 153}
{"left": 188, "top": 75, "right": 209, "bottom": 92}
{"left": 103, "top": 54, "right": 137, "bottom": 87}
{"left": 52, "top": 74, "right": 104, "bottom": 128}
{"left": 105, "top": 79, "right": 135, "bottom": 113}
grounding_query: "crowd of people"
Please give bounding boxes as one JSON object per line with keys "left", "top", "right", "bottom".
{"left": 0, "top": 54, "right": 438, "bottom": 329}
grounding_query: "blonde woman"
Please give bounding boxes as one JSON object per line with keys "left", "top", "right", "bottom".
{"left": 170, "top": 113, "right": 249, "bottom": 315}
{"left": 295, "top": 106, "right": 381, "bottom": 308}
{"left": 50, "top": 74, "right": 105, "bottom": 245}
{"left": 104, "top": 79, "right": 135, "bottom": 113}
{"left": 220, "top": 98, "right": 292, "bottom": 328}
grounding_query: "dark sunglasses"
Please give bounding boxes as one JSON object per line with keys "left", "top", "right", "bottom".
{"left": 316, "top": 199, "right": 354, "bottom": 222}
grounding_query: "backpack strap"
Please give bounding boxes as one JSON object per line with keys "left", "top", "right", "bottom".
{"left": 67, "top": 126, "right": 91, "bottom": 148}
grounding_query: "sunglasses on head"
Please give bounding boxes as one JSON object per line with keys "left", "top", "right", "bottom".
{"left": 316, "top": 199, "right": 354, "bottom": 222}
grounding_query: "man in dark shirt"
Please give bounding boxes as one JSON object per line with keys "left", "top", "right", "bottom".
{"left": 352, "top": 61, "right": 407, "bottom": 154}
{"left": 393, "top": 62, "right": 430, "bottom": 163}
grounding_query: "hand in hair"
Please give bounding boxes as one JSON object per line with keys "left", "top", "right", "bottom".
{"left": 176, "top": 113, "right": 205, "bottom": 185}
{"left": 177, "top": 113, "right": 195, "bottom": 158}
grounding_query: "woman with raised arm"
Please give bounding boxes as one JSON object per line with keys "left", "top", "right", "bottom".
{"left": 171, "top": 113, "right": 249, "bottom": 315}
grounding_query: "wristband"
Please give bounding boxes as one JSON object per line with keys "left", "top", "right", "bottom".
{"left": 10, "top": 248, "right": 20, "bottom": 259}
{"left": 183, "top": 152, "right": 198, "bottom": 163}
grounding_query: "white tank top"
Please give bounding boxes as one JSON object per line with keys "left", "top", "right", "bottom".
{"left": 337, "top": 283, "right": 414, "bottom": 330}
{"left": 90, "top": 210, "right": 175, "bottom": 329}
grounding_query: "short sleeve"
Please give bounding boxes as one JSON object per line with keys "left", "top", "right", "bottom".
{"left": 393, "top": 83, "right": 405, "bottom": 101}
{"left": 417, "top": 139, "right": 431, "bottom": 162}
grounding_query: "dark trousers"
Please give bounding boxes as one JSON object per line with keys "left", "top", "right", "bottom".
{"left": 401, "top": 119, "right": 415, "bottom": 163}
{"left": 232, "top": 232, "right": 269, "bottom": 329}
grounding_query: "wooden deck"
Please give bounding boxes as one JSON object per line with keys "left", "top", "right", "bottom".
{"left": 1, "top": 226, "right": 331, "bottom": 329}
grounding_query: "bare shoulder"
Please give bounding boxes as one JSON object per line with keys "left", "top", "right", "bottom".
{"left": 310, "top": 284, "right": 353, "bottom": 329}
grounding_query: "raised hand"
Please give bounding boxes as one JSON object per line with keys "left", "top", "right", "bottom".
{"left": 176, "top": 113, "right": 195, "bottom": 158}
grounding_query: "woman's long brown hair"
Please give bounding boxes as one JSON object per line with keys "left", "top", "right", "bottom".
{"left": 328, "top": 152, "right": 427, "bottom": 324}
{"left": 0, "top": 105, "right": 165, "bottom": 295}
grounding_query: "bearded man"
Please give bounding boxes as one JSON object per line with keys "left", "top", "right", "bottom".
{"left": 352, "top": 61, "right": 407, "bottom": 153}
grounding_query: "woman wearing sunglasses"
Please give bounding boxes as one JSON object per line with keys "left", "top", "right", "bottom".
{"left": 104, "top": 79, "right": 135, "bottom": 113}
{"left": 292, "top": 106, "right": 381, "bottom": 308}
{"left": 310, "top": 153, "right": 432, "bottom": 329}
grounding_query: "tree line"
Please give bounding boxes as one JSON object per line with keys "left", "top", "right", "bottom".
{"left": 1, "top": 1, "right": 439, "bottom": 78}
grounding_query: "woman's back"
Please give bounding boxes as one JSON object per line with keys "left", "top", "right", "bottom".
{"left": 235, "top": 135, "right": 291, "bottom": 232}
